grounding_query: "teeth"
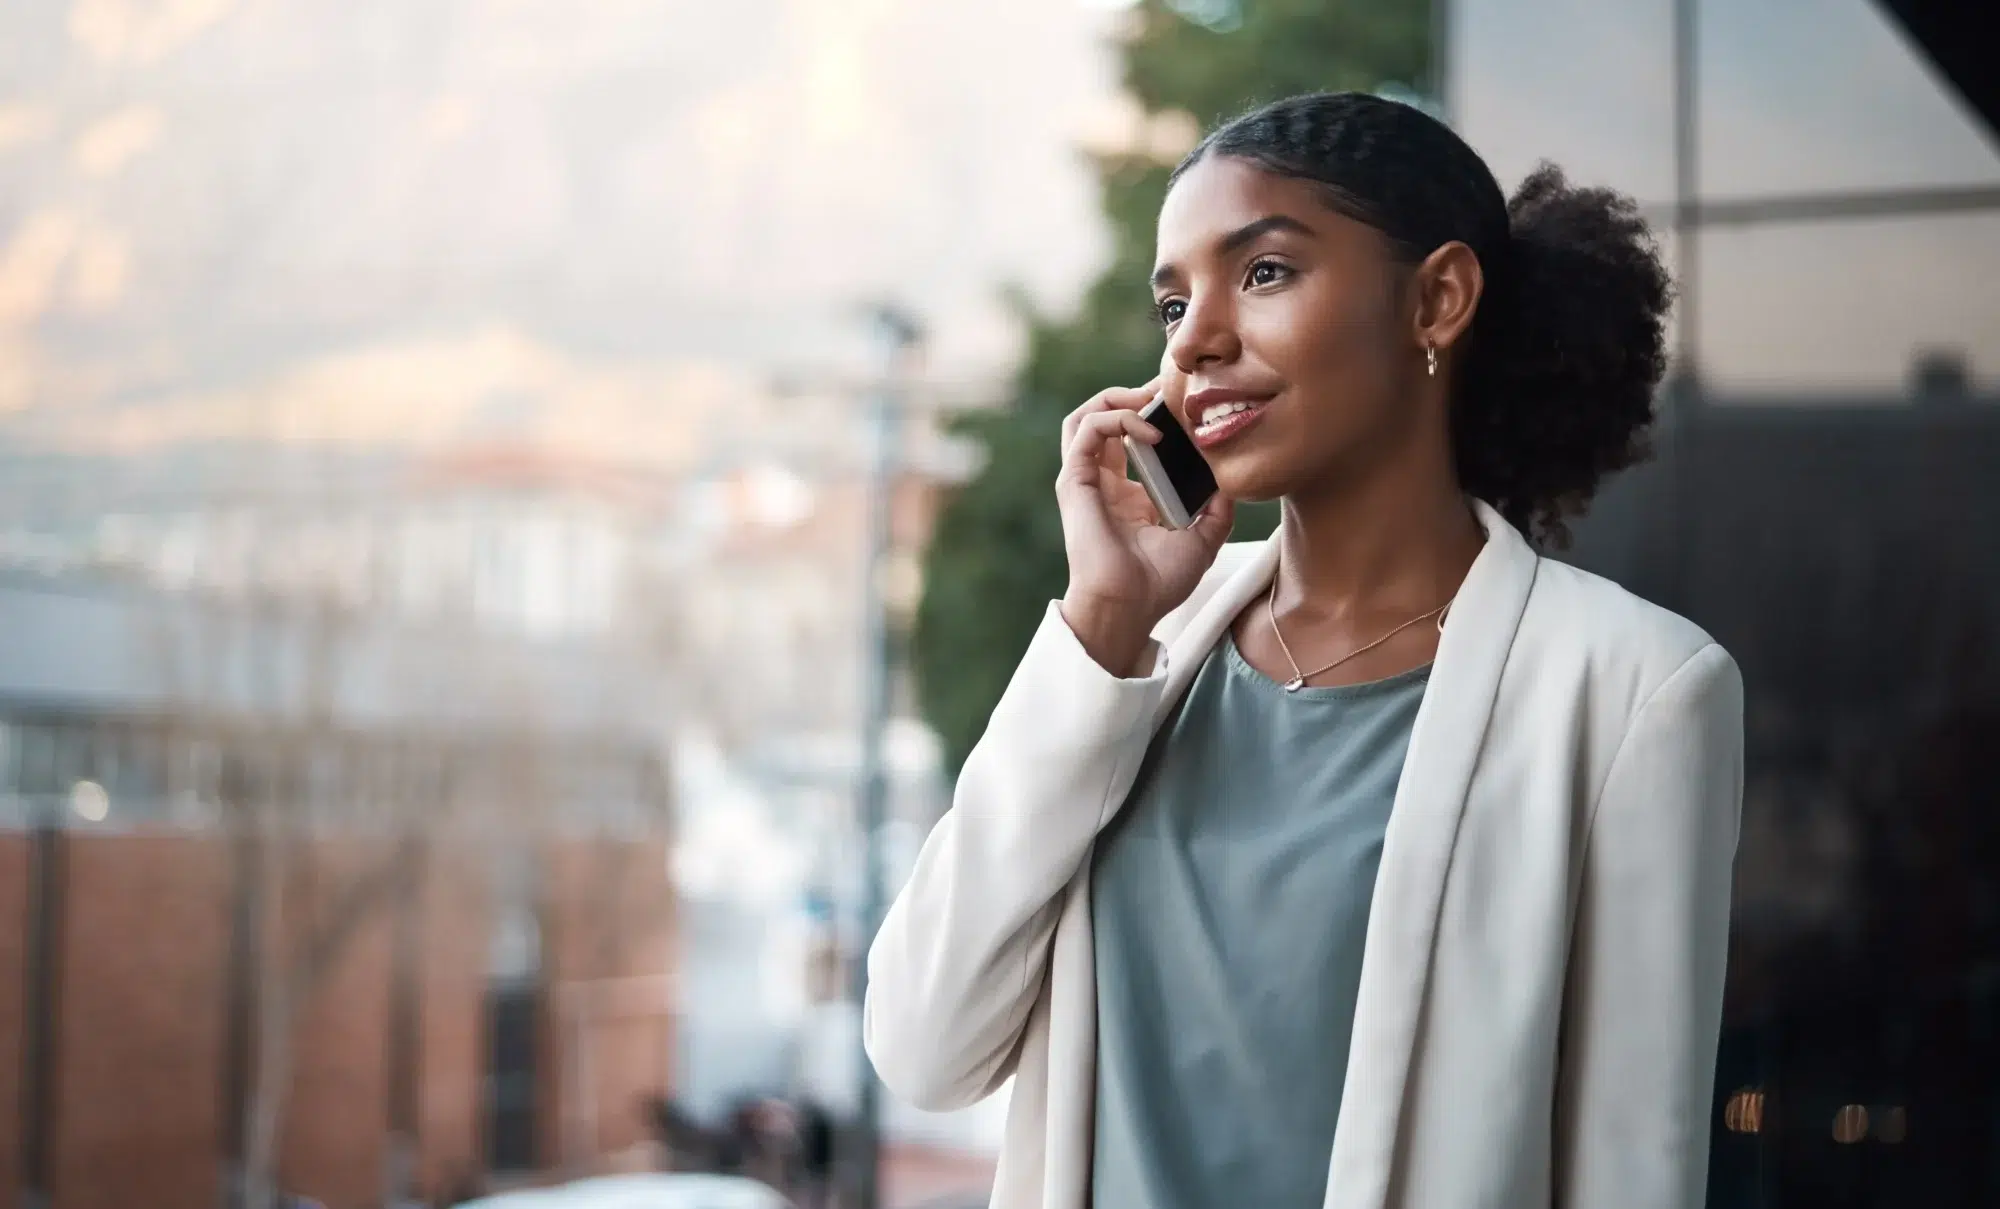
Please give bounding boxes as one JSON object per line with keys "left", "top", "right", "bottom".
{"left": 1199, "top": 401, "right": 1257, "bottom": 427}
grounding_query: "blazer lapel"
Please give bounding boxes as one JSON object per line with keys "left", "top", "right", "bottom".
{"left": 1051, "top": 503, "right": 1535, "bottom": 1209}
{"left": 1322, "top": 500, "right": 1540, "bottom": 1209}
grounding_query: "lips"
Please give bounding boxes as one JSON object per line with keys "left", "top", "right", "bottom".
{"left": 1184, "top": 387, "right": 1275, "bottom": 450}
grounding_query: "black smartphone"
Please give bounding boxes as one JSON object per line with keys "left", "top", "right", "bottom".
{"left": 1123, "top": 395, "right": 1218, "bottom": 530}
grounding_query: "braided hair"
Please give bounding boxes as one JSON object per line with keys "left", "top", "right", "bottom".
{"left": 1171, "top": 92, "right": 1673, "bottom": 545}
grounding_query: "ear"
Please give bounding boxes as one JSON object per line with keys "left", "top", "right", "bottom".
{"left": 1410, "top": 240, "right": 1484, "bottom": 360}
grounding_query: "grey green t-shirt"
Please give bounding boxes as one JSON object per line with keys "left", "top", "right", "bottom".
{"left": 1089, "top": 632, "right": 1429, "bottom": 1209}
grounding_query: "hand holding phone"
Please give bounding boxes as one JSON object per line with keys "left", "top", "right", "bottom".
{"left": 1054, "top": 384, "right": 1234, "bottom": 676}
{"left": 1123, "top": 395, "right": 1218, "bottom": 530}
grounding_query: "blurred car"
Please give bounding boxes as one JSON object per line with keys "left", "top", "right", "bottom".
{"left": 454, "top": 1174, "right": 792, "bottom": 1209}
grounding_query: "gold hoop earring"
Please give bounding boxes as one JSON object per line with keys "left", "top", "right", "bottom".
{"left": 1425, "top": 342, "right": 1438, "bottom": 377}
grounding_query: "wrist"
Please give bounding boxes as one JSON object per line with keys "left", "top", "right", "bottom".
{"left": 1059, "top": 592, "right": 1155, "bottom": 678}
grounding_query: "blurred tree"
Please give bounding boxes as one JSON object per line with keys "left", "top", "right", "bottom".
{"left": 913, "top": 0, "right": 1433, "bottom": 775}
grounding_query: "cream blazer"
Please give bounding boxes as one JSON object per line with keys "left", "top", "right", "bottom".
{"left": 866, "top": 501, "right": 1744, "bottom": 1209}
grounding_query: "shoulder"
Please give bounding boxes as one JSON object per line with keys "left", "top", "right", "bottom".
{"left": 1516, "top": 554, "right": 1739, "bottom": 727}
{"left": 1517, "top": 554, "right": 1741, "bottom": 744}
{"left": 1508, "top": 557, "right": 1743, "bottom": 838}
{"left": 1526, "top": 556, "right": 1715, "bottom": 663}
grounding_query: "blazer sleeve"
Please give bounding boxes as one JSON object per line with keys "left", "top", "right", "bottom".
{"left": 862, "top": 601, "right": 1172, "bottom": 1110}
{"left": 1554, "top": 642, "right": 1745, "bottom": 1209}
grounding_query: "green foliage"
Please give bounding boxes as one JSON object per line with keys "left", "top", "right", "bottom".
{"left": 913, "top": 0, "right": 1433, "bottom": 777}
{"left": 1126, "top": 0, "right": 1430, "bottom": 125}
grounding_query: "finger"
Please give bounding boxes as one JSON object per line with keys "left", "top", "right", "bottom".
{"left": 1100, "top": 376, "right": 1163, "bottom": 412}
{"left": 1059, "top": 395, "right": 1113, "bottom": 451}
{"left": 1102, "top": 474, "right": 1160, "bottom": 527}
{"left": 1073, "top": 408, "right": 1158, "bottom": 454}
{"left": 1187, "top": 493, "right": 1236, "bottom": 550}
{"left": 1071, "top": 414, "right": 1159, "bottom": 481}
{"left": 1060, "top": 410, "right": 1159, "bottom": 488}
{"left": 1061, "top": 379, "right": 1162, "bottom": 448}
{"left": 1101, "top": 404, "right": 1158, "bottom": 479}
{"left": 1102, "top": 426, "right": 1129, "bottom": 479}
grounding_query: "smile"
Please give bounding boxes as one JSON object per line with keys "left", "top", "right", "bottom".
{"left": 1191, "top": 399, "right": 1270, "bottom": 448}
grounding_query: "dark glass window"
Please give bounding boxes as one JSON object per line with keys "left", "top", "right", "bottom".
{"left": 485, "top": 986, "right": 540, "bottom": 1174}
{"left": 1452, "top": 1, "right": 2000, "bottom": 1203}
{"left": 1695, "top": 0, "right": 2000, "bottom": 197}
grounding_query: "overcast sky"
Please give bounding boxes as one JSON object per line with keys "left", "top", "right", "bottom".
{"left": 0, "top": 0, "right": 1126, "bottom": 463}
{"left": 1, "top": 0, "right": 1994, "bottom": 470}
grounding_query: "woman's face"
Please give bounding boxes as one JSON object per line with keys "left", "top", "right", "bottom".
{"left": 1151, "top": 155, "right": 1433, "bottom": 504}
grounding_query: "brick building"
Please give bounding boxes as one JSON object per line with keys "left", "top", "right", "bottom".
{"left": 0, "top": 576, "right": 677, "bottom": 1209}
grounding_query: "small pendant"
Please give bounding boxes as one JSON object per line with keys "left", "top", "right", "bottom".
{"left": 1284, "top": 677, "right": 1305, "bottom": 693}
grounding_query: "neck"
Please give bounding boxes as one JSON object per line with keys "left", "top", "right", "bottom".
{"left": 1274, "top": 458, "right": 1484, "bottom": 622}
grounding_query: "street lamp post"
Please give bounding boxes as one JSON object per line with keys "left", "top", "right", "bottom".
{"left": 849, "top": 304, "right": 921, "bottom": 1209}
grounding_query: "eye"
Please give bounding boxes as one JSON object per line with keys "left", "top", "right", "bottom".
{"left": 1245, "top": 258, "right": 1293, "bottom": 289}
{"left": 1155, "top": 297, "right": 1187, "bottom": 327}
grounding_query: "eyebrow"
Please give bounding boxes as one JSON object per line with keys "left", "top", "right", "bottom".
{"left": 1150, "top": 214, "right": 1317, "bottom": 289}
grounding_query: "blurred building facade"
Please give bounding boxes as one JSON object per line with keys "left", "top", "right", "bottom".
{"left": 0, "top": 2, "right": 1101, "bottom": 1206}
{"left": 0, "top": 571, "right": 675, "bottom": 1209}
{"left": 0, "top": 362, "right": 979, "bottom": 1205}
{"left": 1448, "top": 0, "right": 2000, "bottom": 1203}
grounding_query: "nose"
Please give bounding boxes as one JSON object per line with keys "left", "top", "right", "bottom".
{"left": 1165, "top": 290, "right": 1241, "bottom": 376}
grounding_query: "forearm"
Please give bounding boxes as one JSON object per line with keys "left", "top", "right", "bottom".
{"left": 864, "top": 600, "right": 1169, "bottom": 1108}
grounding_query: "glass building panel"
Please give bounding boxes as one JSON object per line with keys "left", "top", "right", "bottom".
{"left": 1693, "top": 212, "right": 2000, "bottom": 394}
{"left": 1448, "top": 0, "right": 1676, "bottom": 203}
{"left": 1697, "top": 0, "right": 2000, "bottom": 198}
{"left": 1452, "top": 2, "right": 2000, "bottom": 1205}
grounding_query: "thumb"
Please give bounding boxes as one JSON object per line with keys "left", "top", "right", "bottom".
{"left": 1188, "top": 493, "right": 1235, "bottom": 551}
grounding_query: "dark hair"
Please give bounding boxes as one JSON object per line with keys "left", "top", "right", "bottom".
{"left": 1170, "top": 91, "right": 1672, "bottom": 545}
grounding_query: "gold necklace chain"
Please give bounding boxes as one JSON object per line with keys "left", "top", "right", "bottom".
{"left": 1265, "top": 572, "right": 1454, "bottom": 693}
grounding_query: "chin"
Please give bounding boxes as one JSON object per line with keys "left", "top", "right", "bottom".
{"left": 1209, "top": 456, "right": 1297, "bottom": 505}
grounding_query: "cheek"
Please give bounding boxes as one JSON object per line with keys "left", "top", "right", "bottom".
{"left": 1249, "top": 284, "right": 1400, "bottom": 420}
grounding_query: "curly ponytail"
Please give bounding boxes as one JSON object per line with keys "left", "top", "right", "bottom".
{"left": 1173, "top": 93, "right": 1674, "bottom": 545}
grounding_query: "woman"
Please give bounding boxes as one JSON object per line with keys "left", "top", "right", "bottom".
{"left": 866, "top": 92, "right": 1742, "bottom": 1209}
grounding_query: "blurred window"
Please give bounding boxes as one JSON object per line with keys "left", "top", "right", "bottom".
{"left": 486, "top": 841, "right": 542, "bottom": 1173}
{"left": 1696, "top": 0, "right": 2000, "bottom": 197}
{"left": 1694, "top": 212, "right": 2000, "bottom": 394}
{"left": 16, "top": 723, "right": 61, "bottom": 797}
{"left": 1449, "top": 0, "right": 1676, "bottom": 199}
{"left": 1452, "top": 0, "right": 2000, "bottom": 395}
